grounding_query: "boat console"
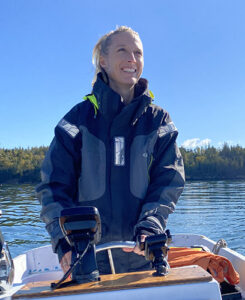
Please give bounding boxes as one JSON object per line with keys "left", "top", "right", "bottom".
{"left": 57, "top": 206, "right": 172, "bottom": 287}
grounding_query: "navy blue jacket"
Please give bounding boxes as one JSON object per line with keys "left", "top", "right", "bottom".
{"left": 36, "top": 73, "right": 185, "bottom": 273}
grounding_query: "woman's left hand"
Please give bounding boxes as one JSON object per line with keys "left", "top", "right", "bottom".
{"left": 122, "top": 235, "right": 147, "bottom": 256}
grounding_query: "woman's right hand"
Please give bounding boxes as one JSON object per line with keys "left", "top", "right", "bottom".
{"left": 60, "top": 251, "right": 72, "bottom": 274}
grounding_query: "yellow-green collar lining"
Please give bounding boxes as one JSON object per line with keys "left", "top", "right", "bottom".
{"left": 83, "top": 94, "right": 99, "bottom": 116}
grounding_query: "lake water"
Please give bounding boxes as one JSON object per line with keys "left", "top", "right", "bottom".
{"left": 0, "top": 181, "right": 244, "bottom": 258}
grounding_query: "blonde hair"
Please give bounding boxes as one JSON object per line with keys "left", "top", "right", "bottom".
{"left": 92, "top": 26, "right": 141, "bottom": 86}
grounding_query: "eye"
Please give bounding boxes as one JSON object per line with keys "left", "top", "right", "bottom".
{"left": 135, "top": 50, "right": 143, "bottom": 56}
{"left": 117, "top": 48, "right": 125, "bottom": 52}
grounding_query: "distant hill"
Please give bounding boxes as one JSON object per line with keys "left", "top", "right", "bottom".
{"left": 0, "top": 144, "right": 244, "bottom": 183}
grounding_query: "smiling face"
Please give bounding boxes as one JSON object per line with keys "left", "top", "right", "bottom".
{"left": 99, "top": 31, "right": 144, "bottom": 92}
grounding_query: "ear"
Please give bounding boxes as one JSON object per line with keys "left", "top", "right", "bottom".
{"left": 99, "top": 55, "right": 107, "bottom": 69}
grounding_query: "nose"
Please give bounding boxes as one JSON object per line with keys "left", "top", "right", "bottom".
{"left": 127, "top": 52, "right": 136, "bottom": 62}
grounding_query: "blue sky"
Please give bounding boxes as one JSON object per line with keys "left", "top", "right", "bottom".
{"left": 1, "top": 0, "right": 245, "bottom": 149}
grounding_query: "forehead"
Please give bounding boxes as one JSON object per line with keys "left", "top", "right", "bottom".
{"left": 109, "top": 32, "right": 143, "bottom": 50}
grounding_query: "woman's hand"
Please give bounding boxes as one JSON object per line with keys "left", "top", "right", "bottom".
{"left": 60, "top": 251, "right": 72, "bottom": 274}
{"left": 122, "top": 235, "right": 147, "bottom": 256}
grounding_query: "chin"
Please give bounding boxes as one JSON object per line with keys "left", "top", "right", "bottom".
{"left": 110, "top": 75, "right": 139, "bottom": 89}
{"left": 121, "top": 77, "right": 138, "bottom": 86}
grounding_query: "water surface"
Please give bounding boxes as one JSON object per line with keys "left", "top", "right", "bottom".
{"left": 0, "top": 181, "right": 244, "bottom": 258}
{"left": 168, "top": 180, "right": 245, "bottom": 255}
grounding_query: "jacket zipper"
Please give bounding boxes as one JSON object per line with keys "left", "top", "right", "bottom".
{"left": 147, "top": 154, "right": 154, "bottom": 182}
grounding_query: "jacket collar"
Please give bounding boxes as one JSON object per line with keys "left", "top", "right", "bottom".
{"left": 92, "top": 73, "right": 152, "bottom": 125}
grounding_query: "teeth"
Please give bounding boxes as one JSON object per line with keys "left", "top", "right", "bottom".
{"left": 122, "top": 68, "right": 136, "bottom": 73}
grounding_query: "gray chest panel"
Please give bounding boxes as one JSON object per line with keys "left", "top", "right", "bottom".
{"left": 78, "top": 126, "right": 159, "bottom": 201}
{"left": 130, "top": 131, "right": 158, "bottom": 199}
{"left": 78, "top": 126, "right": 106, "bottom": 202}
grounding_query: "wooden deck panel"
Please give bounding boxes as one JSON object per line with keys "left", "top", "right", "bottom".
{"left": 13, "top": 266, "right": 213, "bottom": 299}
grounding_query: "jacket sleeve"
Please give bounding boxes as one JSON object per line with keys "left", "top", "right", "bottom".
{"left": 134, "top": 114, "right": 185, "bottom": 238}
{"left": 36, "top": 113, "right": 82, "bottom": 256}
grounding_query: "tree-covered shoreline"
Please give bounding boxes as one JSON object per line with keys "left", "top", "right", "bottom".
{"left": 0, "top": 147, "right": 47, "bottom": 184}
{"left": 180, "top": 144, "right": 245, "bottom": 181}
{"left": 0, "top": 144, "right": 244, "bottom": 184}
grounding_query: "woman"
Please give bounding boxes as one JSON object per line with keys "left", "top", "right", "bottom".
{"left": 37, "top": 26, "right": 185, "bottom": 275}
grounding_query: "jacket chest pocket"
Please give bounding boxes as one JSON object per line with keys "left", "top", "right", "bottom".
{"left": 78, "top": 126, "right": 106, "bottom": 202}
{"left": 130, "top": 132, "right": 158, "bottom": 199}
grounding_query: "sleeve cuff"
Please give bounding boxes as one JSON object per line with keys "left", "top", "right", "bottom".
{"left": 56, "top": 238, "right": 72, "bottom": 262}
{"left": 134, "top": 227, "right": 156, "bottom": 240}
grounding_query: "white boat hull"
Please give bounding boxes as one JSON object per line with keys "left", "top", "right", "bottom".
{"left": 1, "top": 234, "right": 244, "bottom": 299}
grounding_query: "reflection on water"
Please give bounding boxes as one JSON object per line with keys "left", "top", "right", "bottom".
{"left": 168, "top": 181, "right": 245, "bottom": 255}
{"left": 0, "top": 181, "right": 244, "bottom": 258}
{"left": 0, "top": 184, "right": 50, "bottom": 257}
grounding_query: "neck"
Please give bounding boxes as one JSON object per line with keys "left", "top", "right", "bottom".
{"left": 109, "top": 80, "right": 135, "bottom": 105}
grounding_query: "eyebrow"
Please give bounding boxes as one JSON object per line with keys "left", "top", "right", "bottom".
{"left": 115, "top": 44, "right": 143, "bottom": 51}
{"left": 115, "top": 44, "right": 127, "bottom": 48}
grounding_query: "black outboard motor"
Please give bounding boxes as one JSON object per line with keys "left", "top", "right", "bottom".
{"left": 0, "top": 211, "right": 14, "bottom": 294}
{"left": 51, "top": 206, "right": 101, "bottom": 289}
